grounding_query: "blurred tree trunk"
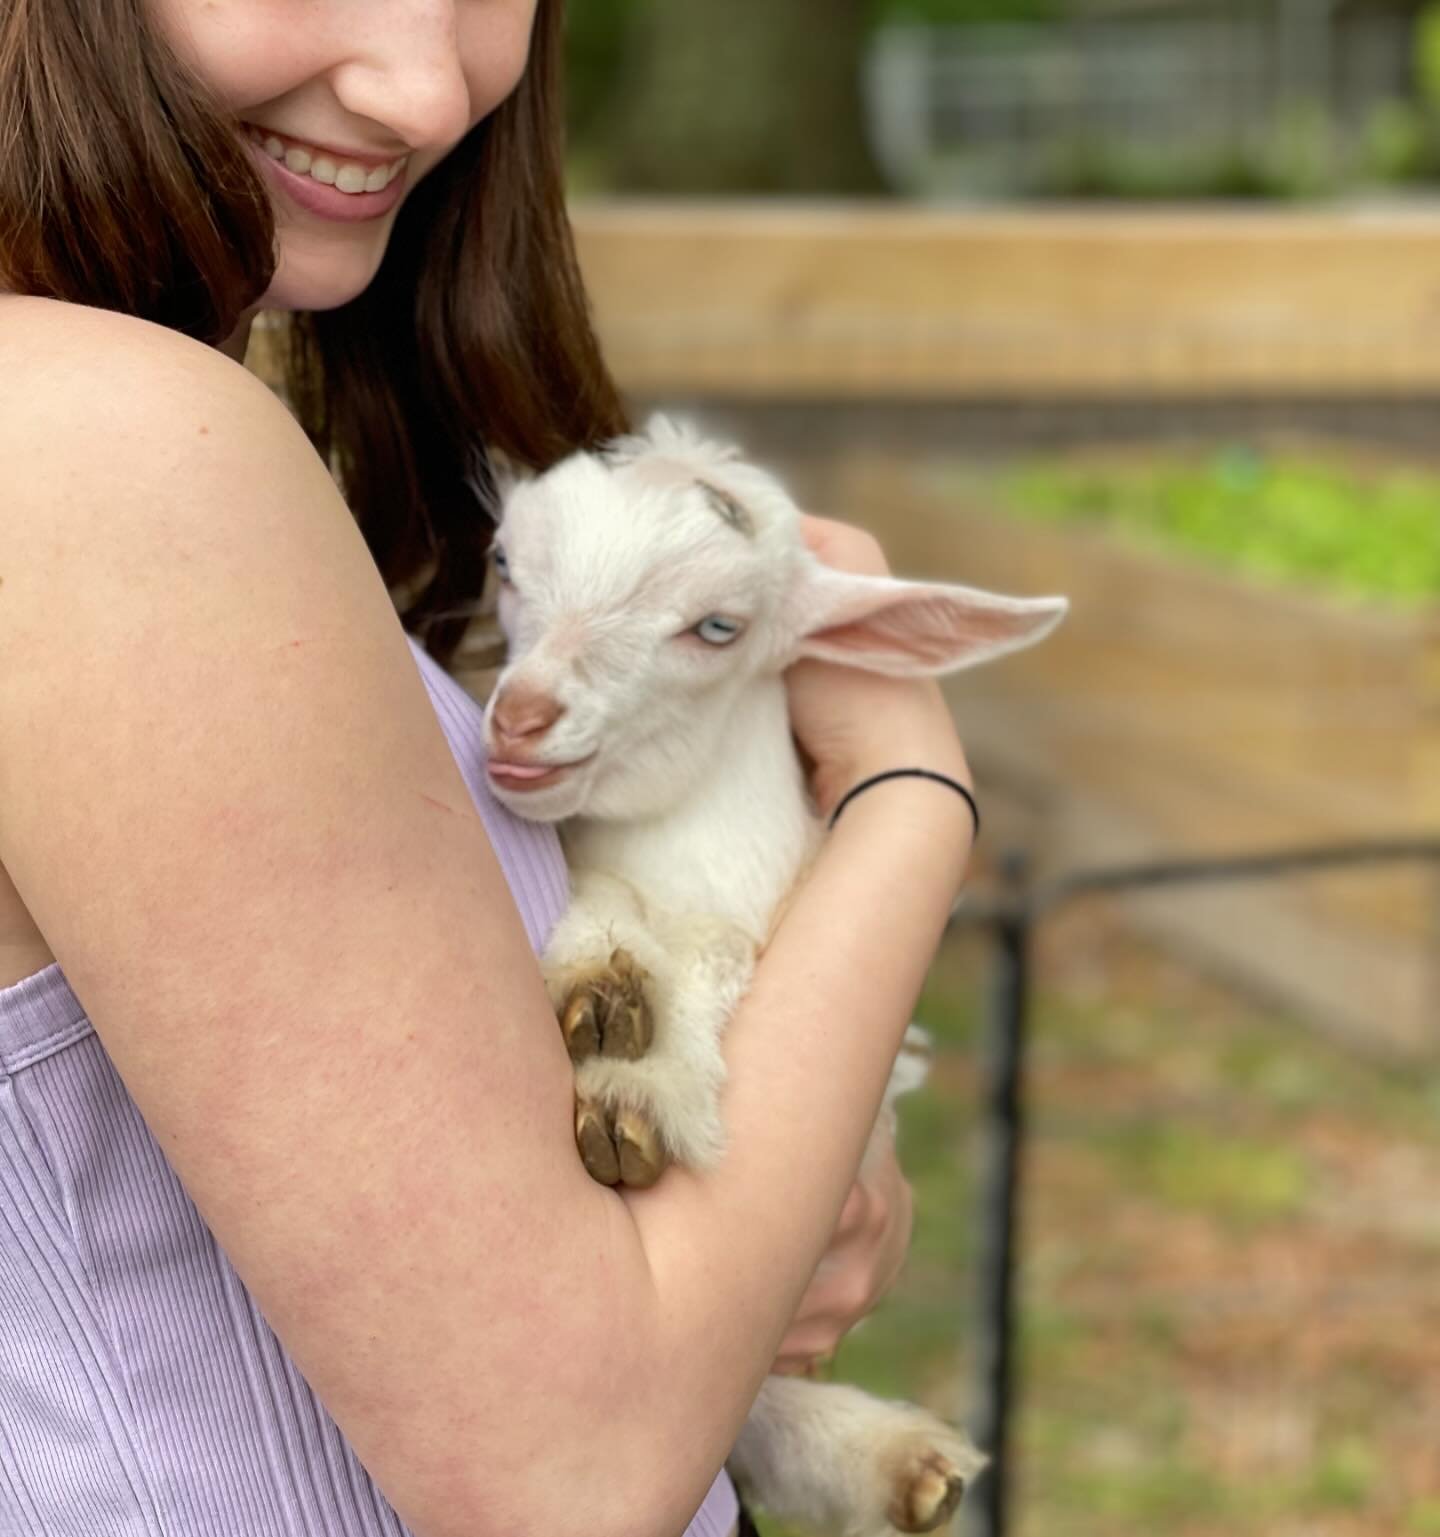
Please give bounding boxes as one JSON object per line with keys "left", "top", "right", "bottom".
{"left": 608, "top": 0, "right": 885, "bottom": 193}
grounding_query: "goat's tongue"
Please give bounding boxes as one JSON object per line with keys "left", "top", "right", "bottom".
{"left": 487, "top": 760, "right": 555, "bottom": 780}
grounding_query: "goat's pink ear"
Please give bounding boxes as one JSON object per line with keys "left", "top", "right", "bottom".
{"left": 790, "top": 562, "right": 1068, "bottom": 677}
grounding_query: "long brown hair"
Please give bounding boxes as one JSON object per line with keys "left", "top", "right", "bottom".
{"left": 0, "top": 0, "right": 626, "bottom": 666}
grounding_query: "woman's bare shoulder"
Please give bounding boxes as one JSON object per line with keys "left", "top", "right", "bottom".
{"left": 0, "top": 293, "right": 250, "bottom": 385}
{"left": 0, "top": 291, "right": 243, "bottom": 361}
{"left": 0, "top": 295, "right": 354, "bottom": 601}
{"left": 0, "top": 300, "right": 296, "bottom": 990}
{"left": 0, "top": 296, "right": 281, "bottom": 468}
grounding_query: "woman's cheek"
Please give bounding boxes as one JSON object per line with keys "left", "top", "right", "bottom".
{"left": 459, "top": 0, "right": 540, "bottom": 124}
{"left": 147, "top": 1, "right": 302, "bottom": 109}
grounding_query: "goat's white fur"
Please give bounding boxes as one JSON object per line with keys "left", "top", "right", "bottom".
{"left": 484, "top": 415, "right": 1065, "bottom": 1535}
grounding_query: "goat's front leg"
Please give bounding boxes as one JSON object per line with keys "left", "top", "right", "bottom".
{"left": 542, "top": 874, "right": 754, "bottom": 1187}
{"left": 541, "top": 872, "right": 669, "bottom": 1184}
{"left": 543, "top": 871, "right": 678, "bottom": 1067}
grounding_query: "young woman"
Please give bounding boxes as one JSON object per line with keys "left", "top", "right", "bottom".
{"left": 0, "top": 4, "right": 976, "bottom": 1536}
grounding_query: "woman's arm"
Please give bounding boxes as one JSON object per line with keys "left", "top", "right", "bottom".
{"left": 0, "top": 300, "right": 972, "bottom": 1537}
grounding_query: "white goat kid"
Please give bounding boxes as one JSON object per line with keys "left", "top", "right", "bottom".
{"left": 482, "top": 416, "right": 1067, "bottom": 1537}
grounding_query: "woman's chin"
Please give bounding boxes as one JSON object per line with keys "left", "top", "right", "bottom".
{"left": 258, "top": 233, "right": 391, "bottom": 312}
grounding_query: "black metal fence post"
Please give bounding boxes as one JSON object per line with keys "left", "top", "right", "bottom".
{"left": 1430, "top": 865, "right": 1440, "bottom": 1042}
{"left": 965, "top": 850, "right": 1033, "bottom": 1537}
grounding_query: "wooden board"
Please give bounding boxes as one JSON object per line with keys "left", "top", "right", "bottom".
{"left": 571, "top": 202, "right": 1440, "bottom": 398}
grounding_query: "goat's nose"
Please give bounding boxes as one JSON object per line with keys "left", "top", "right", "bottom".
{"left": 492, "top": 683, "right": 564, "bottom": 742}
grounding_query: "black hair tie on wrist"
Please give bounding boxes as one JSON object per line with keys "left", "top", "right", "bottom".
{"left": 827, "top": 768, "right": 981, "bottom": 841}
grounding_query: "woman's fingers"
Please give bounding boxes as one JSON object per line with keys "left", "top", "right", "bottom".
{"left": 771, "top": 1136, "right": 916, "bottom": 1374}
{"left": 798, "top": 511, "right": 891, "bottom": 575}
{"left": 834, "top": 1181, "right": 869, "bottom": 1238}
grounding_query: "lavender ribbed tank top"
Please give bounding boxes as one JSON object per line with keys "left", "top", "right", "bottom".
{"left": 0, "top": 636, "right": 737, "bottom": 1537}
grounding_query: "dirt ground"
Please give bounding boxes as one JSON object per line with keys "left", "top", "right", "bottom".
{"left": 994, "top": 905, "right": 1440, "bottom": 1537}
{"left": 759, "top": 896, "right": 1440, "bottom": 1537}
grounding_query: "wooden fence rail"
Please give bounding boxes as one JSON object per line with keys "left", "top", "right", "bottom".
{"left": 571, "top": 201, "right": 1440, "bottom": 399}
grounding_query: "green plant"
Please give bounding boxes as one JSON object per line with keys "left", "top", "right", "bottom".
{"left": 996, "top": 447, "right": 1440, "bottom": 605}
{"left": 1363, "top": 98, "right": 1428, "bottom": 184}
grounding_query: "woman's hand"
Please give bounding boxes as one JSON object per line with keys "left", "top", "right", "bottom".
{"left": 786, "top": 514, "right": 972, "bottom": 821}
{"left": 771, "top": 1133, "right": 915, "bottom": 1375}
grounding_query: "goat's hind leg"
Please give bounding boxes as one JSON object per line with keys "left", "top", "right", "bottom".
{"left": 729, "top": 1376, "right": 986, "bottom": 1537}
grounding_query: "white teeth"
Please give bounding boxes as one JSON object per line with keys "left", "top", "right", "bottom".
{"left": 245, "top": 125, "right": 407, "bottom": 195}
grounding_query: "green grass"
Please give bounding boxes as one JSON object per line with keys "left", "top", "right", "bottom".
{"left": 1302, "top": 1437, "right": 1380, "bottom": 1512}
{"left": 1089, "top": 1121, "right": 1309, "bottom": 1228}
{"left": 1408, "top": 1497, "right": 1440, "bottom": 1535}
{"left": 984, "top": 446, "right": 1440, "bottom": 605}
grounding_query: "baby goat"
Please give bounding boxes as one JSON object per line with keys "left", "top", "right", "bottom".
{"left": 482, "top": 416, "right": 1067, "bottom": 1537}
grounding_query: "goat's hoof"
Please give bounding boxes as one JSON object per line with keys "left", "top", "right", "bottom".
{"left": 614, "top": 1106, "right": 666, "bottom": 1188}
{"left": 572, "top": 1095, "right": 670, "bottom": 1189}
{"left": 603, "top": 950, "right": 653, "bottom": 1059}
{"left": 558, "top": 949, "right": 653, "bottom": 1062}
{"left": 560, "top": 993, "right": 600, "bottom": 1063}
{"left": 575, "top": 1097, "right": 620, "bottom": 1185}
{"left": 887, "top": 1448, "right": 969, "bottom": 1534}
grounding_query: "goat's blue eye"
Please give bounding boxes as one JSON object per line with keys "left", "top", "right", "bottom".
{"left": 492, "top": 546, "right": 510, "bottom": 583}
{"left": 694, "top": 615, "right": 743, "bottom": 646}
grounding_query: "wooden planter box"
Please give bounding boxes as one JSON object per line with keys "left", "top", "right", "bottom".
{"left": 833, "top": 454, "right": 1440, "bottom": 1056}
